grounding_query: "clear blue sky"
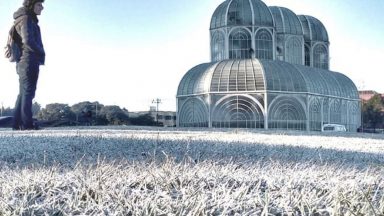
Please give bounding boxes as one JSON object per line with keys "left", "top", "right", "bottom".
{"left": 1, "top": 0, "right": 383, "bottom": 111}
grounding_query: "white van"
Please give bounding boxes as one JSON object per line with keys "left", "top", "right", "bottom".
{"left": 322, "top": 124, "right": 347, "bottom": 132}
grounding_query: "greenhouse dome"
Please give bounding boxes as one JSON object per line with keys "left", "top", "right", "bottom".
{"left": 177, "top": 0, "right": 361, "bottom": 132}
{"left": 298, "top": 15, "right": 329, "bottom": 42}
{"left": 269, "top": 7, "right": 303, "bottom": 35}
{"left": 177, "top": 59, "right": 360, "bottom": 131}
{"left": 298, "top": 15, "right": 330, "bottom": 69}
{"left": 210, "top": 0, "right": 274, "bottom": 29}
{"left": 210, "top": 0, "right": 275, "bottom": 62}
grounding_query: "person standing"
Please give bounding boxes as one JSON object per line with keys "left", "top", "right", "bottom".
{"left": 12, "top": 0, "right": 45, "bottom": 130}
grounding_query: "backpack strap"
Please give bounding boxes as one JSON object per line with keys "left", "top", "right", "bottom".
{"left": 4, "top": 20, "right": 23, "bottom": 61}
{"left": 11, "top": 19, "right": 23, "bottom": 43}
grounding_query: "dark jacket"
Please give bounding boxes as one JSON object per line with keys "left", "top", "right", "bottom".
{"left": 13, "top": 7, "right": 45, "bottom": 65}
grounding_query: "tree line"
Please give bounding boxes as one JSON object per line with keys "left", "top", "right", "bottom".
{"left": 1, "top": 101, "right": 158, "bottom": 127}
{"left": 2, "top": 96, "right": 383, "bottom": 130}
{"left": 362, "top": 93, "right": 384, "bottom": 131}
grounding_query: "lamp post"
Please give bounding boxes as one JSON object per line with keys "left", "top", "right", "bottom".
{"left": 152, "top": 98, "right": 161, "bottom": 126}
{"left": 359, "top": 80, "right": 365, "bottom": 133}
{"left": 95, "top": 103, "right": 98, "bottom": 117}
{"left": 359, "top": 81, "right": 365, "bottom": 133}
{"left": 361, "top": 99, "right": 364, "bottom": 133}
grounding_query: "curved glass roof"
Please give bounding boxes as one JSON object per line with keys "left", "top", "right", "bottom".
{"left": 298, "top": 15, "right": 329, "bottom": 42}
{"left": 177, "top": 59, "right": 359, "bottom": 100}
{"left": 249, "top": 0, "right": 274, "bottom": 27}
{"left": 177, "top": 62, "right": 218, "bottom": 96}
{"left": 261, "top": 60, "right": 307, "bottom": 92}
{"left": 269, "top": 6, "right": 303, "bottom": 35}
{"left": 210, "top": 0, "right": 274, "bottom": 30}
{"left": 210, "top": 1, "right": 230, "bottom": 29}
{"left": 210, "top": 59, "right": 266, "bottom": 92}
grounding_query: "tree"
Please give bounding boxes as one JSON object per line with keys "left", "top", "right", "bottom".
{"left": 38, "top": 103, "right": 75, "bottom": 122}
{"left": 70, "top": 101, "right": 106, "bottom": 125}
{"left": 362, "top": 94, "right": 384, "bottom": 130}
{"left": 98, "top": 105, "right": 129, "bottom": 125}
{"left": 32, "top": 102, "right": 41, "bottom": 117}
{"left": 1, "top": 106, "right": 14, "bottom": 116}
{"left": 130, "top": 114, "right": 157, "bottom": 126}
{"left": 0, "top": 102, "right": 40, "bottom": 117}
{"left": 71, "top": 101, "right": 101, "bottom": 114}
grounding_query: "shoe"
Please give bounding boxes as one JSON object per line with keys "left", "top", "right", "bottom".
{"left": 23, "top": 127, "right": 40, "bottom": 131}
{"left": 12, "top": 127, "right": 21, "bottom": 131}
{"left": 21, "top": 123, "right": 42, "bottom": 131}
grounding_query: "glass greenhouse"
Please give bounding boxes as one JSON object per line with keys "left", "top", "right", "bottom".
{"left": 177, "top": 0, "right": 360, "bottom": 131}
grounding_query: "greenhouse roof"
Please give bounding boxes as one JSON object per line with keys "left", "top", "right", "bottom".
{"left": 177, "top": 59, "right": 359, "bottom": 100}
{"left": 298, "top": 15, "right": 329, "bottom": 42}
{"left": 210, "top": 0, "right": 274, "bottom": 29}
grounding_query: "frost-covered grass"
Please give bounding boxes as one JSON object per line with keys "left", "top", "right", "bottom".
{"left": 0, "top": 126, "right": 384, "bottom": 215}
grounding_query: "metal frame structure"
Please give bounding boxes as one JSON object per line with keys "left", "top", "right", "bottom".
{"left": 177, "top": 0, "right": 361, "bottom": 131}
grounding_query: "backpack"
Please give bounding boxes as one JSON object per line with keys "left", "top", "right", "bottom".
{"left": 4, "top": 23, "right": 22, "bottom": 62}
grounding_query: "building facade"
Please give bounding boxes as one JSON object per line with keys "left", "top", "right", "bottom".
{"left": 129, "top": 110, "right": 176, "bottom": 127}
{"left": 359, "top": 91, "right": 384, "bottom": 102}
{"left": 177, "top": 0, "right": 360, "bottom": 131}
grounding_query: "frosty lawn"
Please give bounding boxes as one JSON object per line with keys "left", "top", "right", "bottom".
{"left": 0, "top": 127, "right": 383, "bottom": 215}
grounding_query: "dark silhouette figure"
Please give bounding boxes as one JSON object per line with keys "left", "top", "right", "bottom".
{"left": 84, "top": 110, "right": 92, "bottom": 126}
{"left": 12, "top": 0, "right": 45, "bottom": 130}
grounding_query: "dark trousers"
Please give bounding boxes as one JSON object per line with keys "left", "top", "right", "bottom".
{"left": 13, "top": 61, "right": 39, "bottom": 130}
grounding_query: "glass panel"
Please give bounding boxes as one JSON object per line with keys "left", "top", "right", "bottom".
{"left": 229, "top": 60, "right": 239, "bottom": 91}
{"left": 304, "top": 44, "right": 310, "bottom": 66}
{"left": 211, "top": 32, "right": 225, "bottom": 62}
{"left": 219, "top": 61, "right": 233, "bottom": 91}
{"left": 227, "top": 0, "right": 252, "bottom": 26}
{"left": 268, "top": 97, "right": 307, "bottom": 131}
{"left": 255, "top": 29, "right": 273, "bottom": 60}
{"left": 313, "top": 44, "right": 329, "bottom": 70}
{"left": 270, "top": 7, "right": 284, "bottom": 33}
{"left": 285, "top": 37, "right": 303, "bottom": 65}
{"left": 178, "top": 98, "right": 208, "bottom": 127}
{"left": 210, "top": 62, "right": 226, "bottom": 92}
{"left": 212, "top": 95, "right": 264, "bottom": 129}
{"left": 237, "top": 60, "right": 246, "bottom": 91}
{"left": 229, "top": 29, "right": 252, "bottom": 59}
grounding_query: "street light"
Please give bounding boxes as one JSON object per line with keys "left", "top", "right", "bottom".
{"left": 360, "top": 82, "right": 365, "bottom": 133}
{"left": 152, "top": 98, "right": 161, "bottom": 126}
{"left": 361, "top": 99, "right": 364, "bottom": 133}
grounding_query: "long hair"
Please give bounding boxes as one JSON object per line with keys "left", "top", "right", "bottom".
{"left": 23, "top": 0, "right": 44, "bottom": 11}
